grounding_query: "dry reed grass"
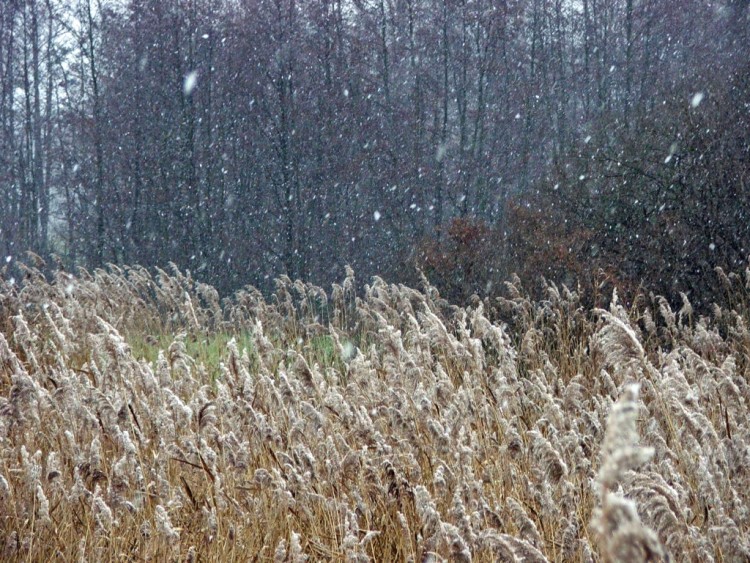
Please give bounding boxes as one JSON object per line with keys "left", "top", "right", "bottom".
{"left": 0, "top": 263, "right": 749, "bottom": 562}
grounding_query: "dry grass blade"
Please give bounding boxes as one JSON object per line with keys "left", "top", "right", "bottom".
{"left": 0, "top": 264, "right": 747, "bottom": 561}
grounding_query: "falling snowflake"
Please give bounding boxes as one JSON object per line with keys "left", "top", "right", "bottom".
{"left": 184, "top": 71, "right": 198, "bottom": 95}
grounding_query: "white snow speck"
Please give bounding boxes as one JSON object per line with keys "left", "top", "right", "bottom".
{"left": 4, "top": 255, "right": 10, "bottom": 263}
{"left": 341, "top": 341, "right": 356, "bottom": 361}
{"left": 183, "top": 71, "right": 198, "bottom": 95}
{"left": 690, "top": 92, "right": 704, "bottom": 108}
{"left": 584, "top": 135, "right": 592, "bottom": 144}
{"left": 709, "top": 243, "right": 716, "bottom": 251}
{"left": 201, "top": 34, "right": 209, "bottom": 39}
{"left": 373, "top": 211, "right": 381, "bottom": 221}
{"left": 436, "top": 144, "right": 447, "bottom": 162}
{"left": 665, "top": 142, "right": 678, "bottom": 163}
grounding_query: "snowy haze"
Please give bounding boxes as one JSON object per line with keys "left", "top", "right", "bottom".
{"left": 0, "top": 0, "right": 748, "bottom": 307}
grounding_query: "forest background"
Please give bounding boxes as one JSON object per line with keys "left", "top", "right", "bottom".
{"left": 1, "top": 0, "right": 748, "bottom": 307}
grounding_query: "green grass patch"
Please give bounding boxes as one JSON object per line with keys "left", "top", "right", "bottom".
{"left": 127, "top": 329, "right": 356, "bottom": 383}
{"left": 128, "top": 330, "right": 257, "bottom": 381}
{"left": 308, "top": 335, "right": 338, "bottom": 368}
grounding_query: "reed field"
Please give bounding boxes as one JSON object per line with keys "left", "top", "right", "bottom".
{"left": 0, "top": 262, "right": 749, "bottom": 562}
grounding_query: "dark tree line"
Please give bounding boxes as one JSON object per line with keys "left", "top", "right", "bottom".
{"left": 0, "top": 0, "right": 748, "bottom": 304}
